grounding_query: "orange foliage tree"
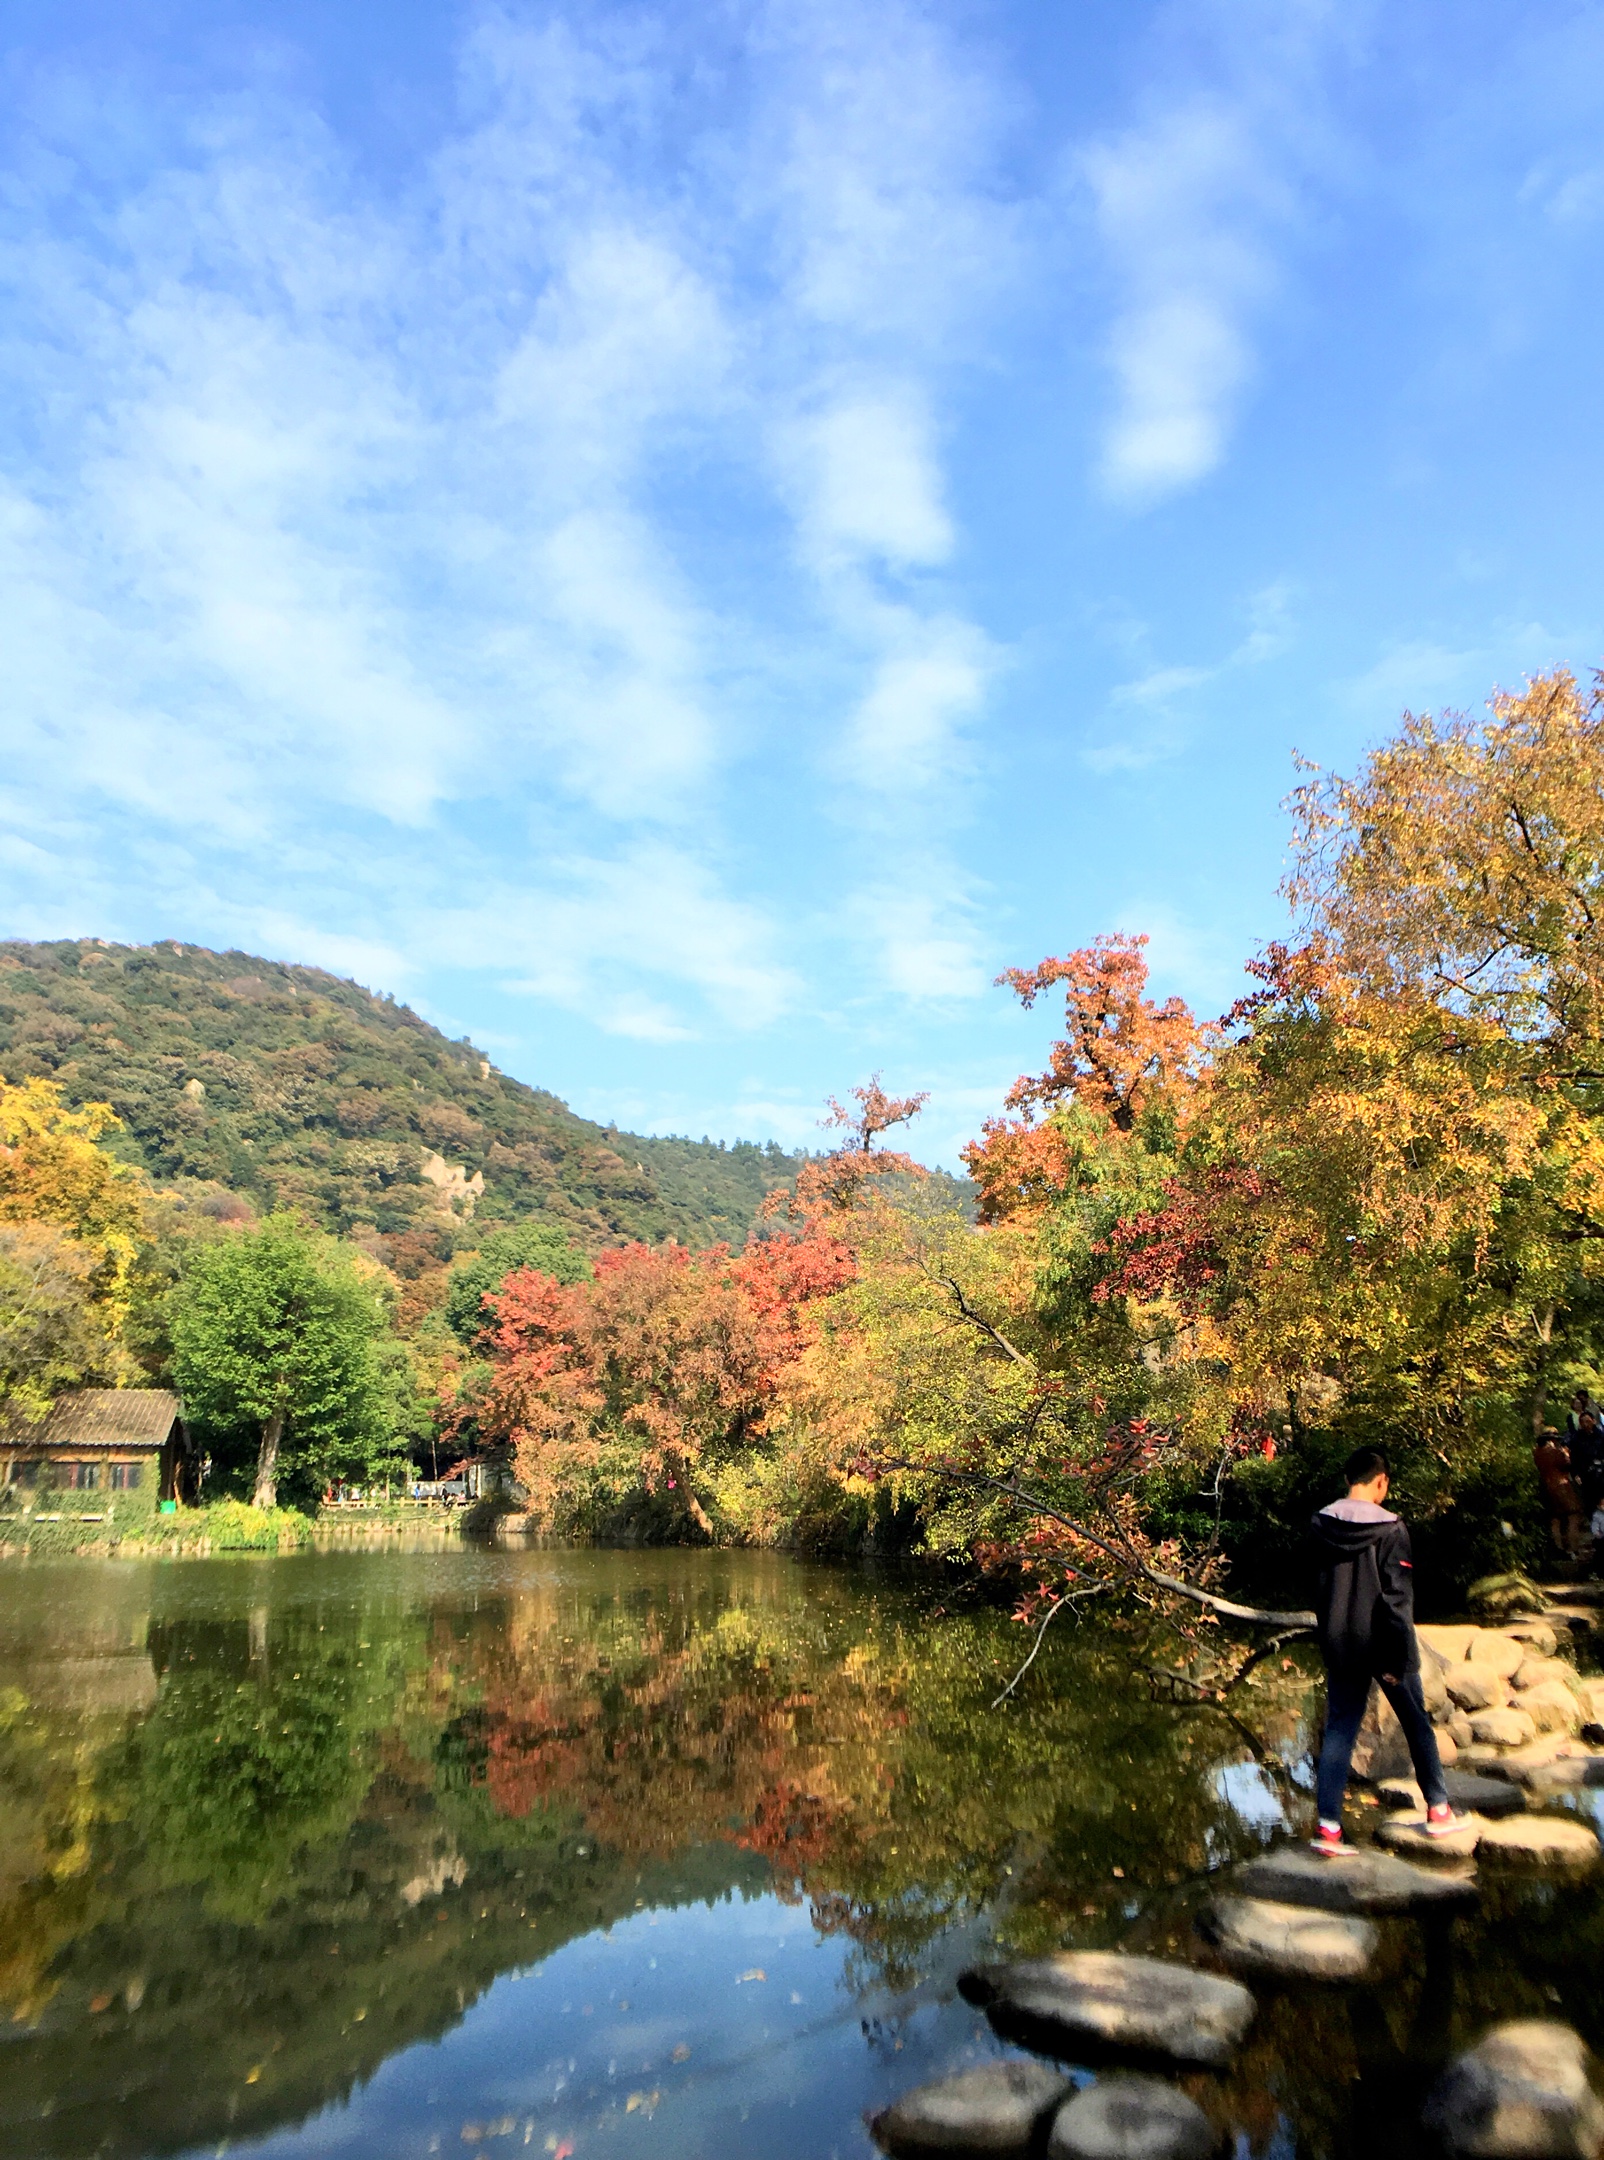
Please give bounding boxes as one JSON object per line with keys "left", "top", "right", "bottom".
{"left": 475, "top": 1228, "right": 857, "bottom": 1535}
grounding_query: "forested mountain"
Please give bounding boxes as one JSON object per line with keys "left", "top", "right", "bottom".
{"left": 0, "top": 940, "right": 800, "bottom": 1250}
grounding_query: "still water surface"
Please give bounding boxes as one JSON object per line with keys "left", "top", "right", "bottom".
{"left": 2, "top": 1550, "right": 1601, "bottom": 2160}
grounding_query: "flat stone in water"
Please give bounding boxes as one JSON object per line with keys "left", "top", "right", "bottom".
{"left": 1529, "top": 1759, "right": 1604, "bottom": 1792}
{"left": 1049, "top": 2075, "right": 1217, "bottom": 2160}
{"left": 959, "top": 1953, "right": 1255, "bottom": 2069}
{"left": 1234, "top": 1845, "right": 1477, "bottom": 1914}
{"left": 873, "top": 2061, "right": 1074, "bottom": 2155}
{"left": 1379, "top": 1773, "right": 1527, "bottom": 1817}
{"left": 1476, "top": 1817, "right": 1602, "bottom": 1865}
{"left": 1423, "top": 2020, "right": 1604, "bottom": 2158}
{"left": 1198, "top": 1896, "right": 1376, "bottom": 1982}
{"left": 1377, "top": 1814, "right": 1484, "bottom": 1859}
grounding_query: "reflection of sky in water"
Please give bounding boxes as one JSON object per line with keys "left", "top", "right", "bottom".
{"left": 1213, "top": 1759, "right": 1288, "bottom": 1837}
{"left": 212, "top": 1892, "right": 1011, "bottom": 2160}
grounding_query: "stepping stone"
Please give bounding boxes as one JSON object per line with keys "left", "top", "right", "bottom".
{"left": 1234, "top": 1845, "right": 1477, "bottom": 1915}
{"left": 1528, "top": 1758, "right": 1604, "bottom": 1792}
{"left": 1464, "top": 1735, "right": 1575, "bottom": 1785}
{"left": 1475, "top": 1816, "right": 1602, "bottom": 1865}
{"left": 1445, "top": 1771, "right": 1530, "bottom": 1816}
{"left": 1198, "top": 1896, "right": 1376, "bottom": 1982}
{"left": 1378, "top": 1770, "right": 1532, "bottom": 1817}
{"left": 958, "top": 1954, "right": 1255, "bottom": 2069}
{"left": 1377, "top": 1813, "right": 1484, "bottom": 1859}
{"left": 1423, "top": 2020, "right": 1604, "bottom": 2158}
{"left": 872, "top": 2061, "right": 1073, "bottom": 2155}
{"left": 1049, "top": 2075, "right": 1217, "bottom": 2160}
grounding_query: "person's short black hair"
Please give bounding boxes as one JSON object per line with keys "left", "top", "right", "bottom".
{"left": 1343, "top": 1446, "right": 1390, "bottom": 1487}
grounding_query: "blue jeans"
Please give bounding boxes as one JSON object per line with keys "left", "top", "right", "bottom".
{"left": 1316, "top": 1667, "right": 1447, "bottom": 1821}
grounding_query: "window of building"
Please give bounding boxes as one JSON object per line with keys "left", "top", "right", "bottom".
{"left": 64, "top": 1461, "right": 100, "bottom": 1490}
{"left": 109, "top": 1462, "right": 142, "bottom": 1490}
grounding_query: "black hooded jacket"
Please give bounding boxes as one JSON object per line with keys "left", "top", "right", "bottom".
{"left": 1309, "top": 1499, "right": 1419, "bottom": 1679}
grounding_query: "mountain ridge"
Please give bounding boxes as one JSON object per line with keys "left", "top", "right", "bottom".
{"left": 0, "top": 938, "right": 802, "bottom": 1252}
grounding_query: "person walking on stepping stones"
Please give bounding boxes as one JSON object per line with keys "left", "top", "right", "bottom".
{"left": 1309, "top": 1446, "right": 1463, "bottom": 1855}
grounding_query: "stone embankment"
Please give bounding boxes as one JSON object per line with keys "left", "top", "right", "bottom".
{"left": 873, "top": 1587, "right": 1604, "bottom": 2160}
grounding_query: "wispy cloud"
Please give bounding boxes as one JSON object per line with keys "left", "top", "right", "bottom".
{"left": 1084, "top": 1, "right": 1351, "bottom": 503}
{"left": 1082, "top": 580, "right": 1295, "bottom": 772}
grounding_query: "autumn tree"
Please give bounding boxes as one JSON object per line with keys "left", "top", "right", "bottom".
{"left": 477, "top": 1229, "right": 857, "bottom": 1535}
{"left": 0, "top": 1078, "right": 147, "bottom": 1318}
{"left": 170, "top": 1217, "right": 391, "bottom": 1509}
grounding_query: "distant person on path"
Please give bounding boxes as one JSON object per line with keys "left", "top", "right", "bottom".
{"left": 1535, "top": 1428, "right": 1588, "bottom": 1556}
{"left": 1308, "top": 1446, "right": 1460, "bottom": 1855}
{"left": 1566, "top": 1389, "right": 1599, "bottom": 1439}
{"left": 1567, "top": 1411, "right": 1604, "bottom": 1534}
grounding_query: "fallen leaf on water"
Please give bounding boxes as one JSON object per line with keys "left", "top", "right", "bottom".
{"left": 462, "top": 2129, "right": 484, "bottom": 2146}
{"left": 89, "top": 1994, "right": 114, "bottom": 2014}
{"left": 625, "top": 2091, "right": 660, "bottom": 2115}
{"left": 736, "top": 1969, "right": 766, "bottom": 1984}
{"left": 244, "top": 2068, "right": 262, "bottom": 2086}
{"left": 671, "top": 2044, "right": 691, "bottom": 2062}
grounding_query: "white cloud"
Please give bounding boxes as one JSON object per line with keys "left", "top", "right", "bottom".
{"left": 844, "top": 617, "right": 990, "bottom": 794}
{"left": 427, "top": 845, "right": 801, "bottom": 1040}
{"left": 1083, "top": 4, "right": 1346, "bottom": 503}
{"left": 783, "top": 393, "right": 953, "bottom": 574}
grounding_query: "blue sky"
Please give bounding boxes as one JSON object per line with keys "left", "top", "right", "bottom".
{"left": 4, "top": 0, "right": 1603, "bottom": 1166}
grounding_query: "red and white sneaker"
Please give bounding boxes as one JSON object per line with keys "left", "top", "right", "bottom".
{"left": 1424, "top": 1803, "right": 1468, "bottom": 1838}
{"left": 1309, "top": 1822, "right": 1359, "bottom": 1857}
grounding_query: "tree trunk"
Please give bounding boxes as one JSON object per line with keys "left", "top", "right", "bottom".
{"left": 254, "top": 1408, "right": 285, "bottom": 1511}
{"left": 1531, "top": 1301, "right": 1558, "bottom": 1436}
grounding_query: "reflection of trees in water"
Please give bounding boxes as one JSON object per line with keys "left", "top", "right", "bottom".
{"left": 21, "top": 1555, "right": 1566, "bottom": 2160}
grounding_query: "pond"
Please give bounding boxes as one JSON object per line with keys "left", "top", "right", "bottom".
{"left": 2, "top": 1549, "right": 1601, "bottom": 2160}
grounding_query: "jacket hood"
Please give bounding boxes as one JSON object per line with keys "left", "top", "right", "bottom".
{"left": 1311, "top": 1498, "right": 1398, "bottom": 1554}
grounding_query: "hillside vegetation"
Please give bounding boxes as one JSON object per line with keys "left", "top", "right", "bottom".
{"left": 0, "top": 940, "right": 799, "bottom": 1251}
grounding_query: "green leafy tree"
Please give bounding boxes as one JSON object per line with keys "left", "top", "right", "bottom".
{"left": 169, "top": 1216, "right": 389, "bottom": 1508}
{"left": 443, "top": 1221, "right": 589, "bottom": 1344}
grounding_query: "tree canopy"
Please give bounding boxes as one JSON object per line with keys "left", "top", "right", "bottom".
{"left": 169, "top": 1217, "right": 393, "bottom": 1509}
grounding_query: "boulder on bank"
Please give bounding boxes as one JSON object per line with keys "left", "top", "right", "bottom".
{"left": 872, "top": 2061, "right": 1074, "bottom": 2155}
{"left": 1522, "top": 1683, "right": 1586, "bottom": 1737}
{"left": 1471, "top": 1708, "right": 1539, "bottom": 1748}
{"left": 1513, "top": 1658, "right": 1583, "bottom": 1694}
{"left": 958, "top": 1954, "right": 1255, "bottom": 2070}
{"left": 1234, "top": 1845, "right": 1477, "bottom": 1914}
{"left": 1463, "top": 1735, "right": 1573, "bottom": 1785}
{"left": 1466, "top": 1631, "right": 1531, "bottom": 1680}
{"left": 1420, "top": 1625, "right": 1481, "bottom": 1664}
{"left": 1423, "top": 2020, "right": 1604, "bottom": 2158}
{"left": 1505, "top": 1621, "right": 1561, "bottom": 1658}
{"left": 1447, "top": 1665, "right": 1513, "bottom": 1713}
{"left": 1049, "top": 2076, "right": 1218, "bottom": 2160}
{"left": 1198, "top": 1896, "right": 1375, "bottom": 1982}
